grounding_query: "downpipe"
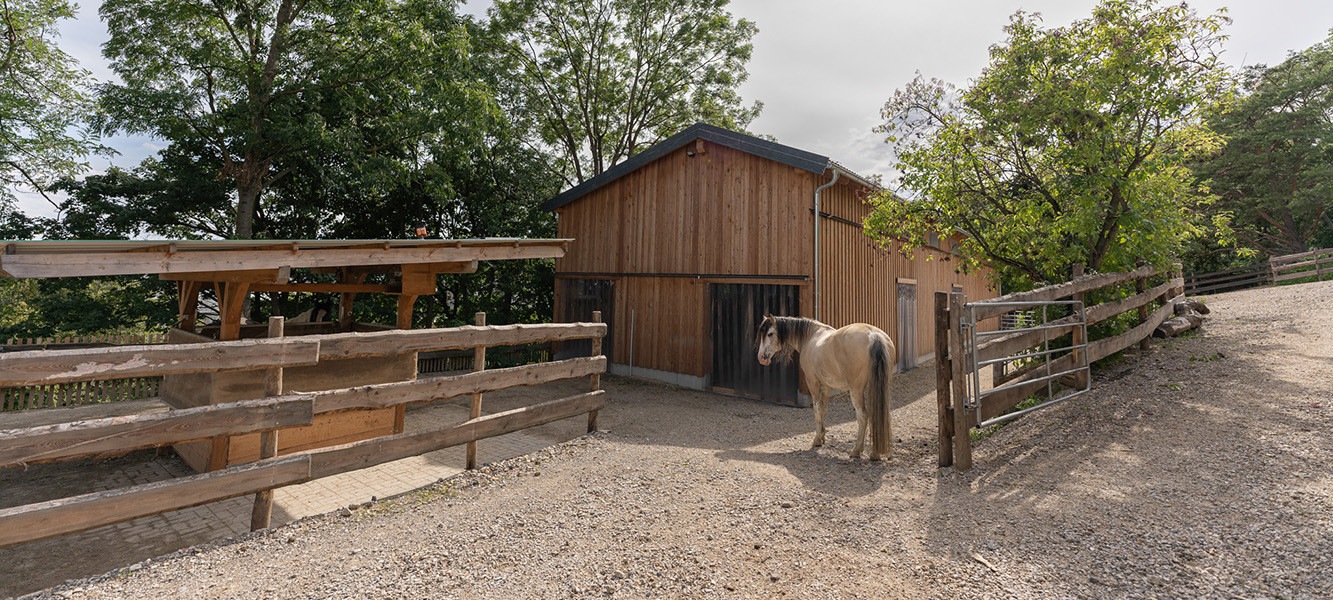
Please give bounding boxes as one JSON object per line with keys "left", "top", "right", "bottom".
{"left": 813, "top": 169, "right": 840, "bottom": 321}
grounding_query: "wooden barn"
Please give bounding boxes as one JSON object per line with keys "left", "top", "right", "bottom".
{"left": 546, "top": 123, "right": 995, "bottom": 405}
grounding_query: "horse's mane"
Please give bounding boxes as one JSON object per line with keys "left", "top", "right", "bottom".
{"left": 755, "top": 315, "right": 829, "bottom": 363}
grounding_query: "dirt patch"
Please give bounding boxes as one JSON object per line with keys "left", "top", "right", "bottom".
{"left": 15, "top": 282, "right": 1333, "bottom": 599}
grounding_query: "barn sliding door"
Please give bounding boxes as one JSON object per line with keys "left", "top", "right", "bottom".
{"left": 896, "top": 281, "right": 918, "bottom": 371}
{"left": 556, "top": 278, "right": 614, "bottom": 361}
{"left": 709, "top": 283, "right": 800, "bottom": 406}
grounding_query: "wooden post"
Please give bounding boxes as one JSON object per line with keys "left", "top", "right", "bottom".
{"left": 397, "top": 295, "right": 417, "bottom": 330}
{"left": 1136, "top": 269, "right": 1150, "bottom": 352}
{"left": 1069, "top": 264, "right": 1089, "bottom": 389}
{"left": 934, "top": 291, "right": 954, "bottom": 468}
{"left": 177, "top": 281, "right": 202, "bottom": 332}
{"left": 948, "top": 292, "right": 972, "bottom": 469}
{"left": 587, "top": 311, "right": 603, "bottom": 433}
{"left": 218, "top": 282, "right": 250, "bottom": 341}
{"left": 466, "top": 312, "right": 486, "bottom": 470}
{"left": 250, "top": 316, "right": 285, "bottom": 531}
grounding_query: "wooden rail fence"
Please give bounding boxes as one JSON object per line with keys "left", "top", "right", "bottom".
{"left": 936, "top": 265, "right": 1185, "bottom": 470}
{"left": 2, "top": 334, "right": 169, "bottom": 411}
{"left": 0, "top": 320, "right": 607, "bottom": 548}
{"left": 1184, "top": 247, "right": 1333, "bottom": 295}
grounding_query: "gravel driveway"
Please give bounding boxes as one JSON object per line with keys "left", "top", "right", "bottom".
{"left": 21, "top": 281, "right": 1333, "bottom": 599}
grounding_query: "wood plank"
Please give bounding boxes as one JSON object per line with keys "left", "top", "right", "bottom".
{"left": 970, "top": 265, "right": 1157, "bottom": 321}
{"left": 160, "top": 268, "right": 289, "bottom": 284}
{"left": 0, "top": 395, "right": 313, "bottom": 468}
{"left": 0, "top": 339, "right": 321, "bottom": 386}
{"left": 307, "top": 391, "right": 604, "bottom": 479}
{"left": 311, "top": 357, "right": 607, "bottom": 414}
{"left": 0, "top": 455, "right": 311, "bottom": 548}
{"left": 0, "top": 244, "right": 565, "bottom": 278}
{"left": 587, "top": 311, "right": 603, "bottom": 433}
{"left": 1272, "top": 269, "right": 1321, "bottom": 283}
{"left": 1088, "top": 296, "right": 1180, "bottom": 362}
{"left": 314, "top": 323, "right": 607, "bottom": 360}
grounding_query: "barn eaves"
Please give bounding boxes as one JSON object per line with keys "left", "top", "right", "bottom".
{"left": 540, "top": 123, "right": 878, "bottom": 212}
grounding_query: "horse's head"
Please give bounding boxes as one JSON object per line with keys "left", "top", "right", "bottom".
{"left": 755, "top": 312, "right": 779, "bottom": 366}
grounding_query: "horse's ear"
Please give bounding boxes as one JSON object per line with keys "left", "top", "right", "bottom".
{"left": 763, "top": 311, "right": 773, "bottom": 321}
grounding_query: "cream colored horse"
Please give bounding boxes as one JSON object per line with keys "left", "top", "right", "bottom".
{"left": 756, "top": 314, "right": 895, "bottom": 460}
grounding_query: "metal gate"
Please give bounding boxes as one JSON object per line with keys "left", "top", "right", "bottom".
{"left": 964, "top": 299, "right": 1091, "bottom": 428}
{"left": 710, "top": 283, "right": 801, "bottom": 406}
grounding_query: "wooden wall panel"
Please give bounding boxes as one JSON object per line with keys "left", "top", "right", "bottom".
{"left": 611, "top": 277, "right": 708, "bottom": 377}
{"left": 555, "top": 141, "right": 812, "bottom": 278}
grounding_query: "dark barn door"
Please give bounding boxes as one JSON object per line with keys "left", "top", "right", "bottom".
{"left": 710, "top": 283, "right": 800, "bottom": 405}
{"left": 556, "top": 278, "right": 615, "bottom": 361}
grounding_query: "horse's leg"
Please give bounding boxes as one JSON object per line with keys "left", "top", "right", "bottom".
{"left": 849, "top": 387, "right": 867, "bottom": 459}
{"left": 812, "top": 383, "right": 828, "bottom": 448}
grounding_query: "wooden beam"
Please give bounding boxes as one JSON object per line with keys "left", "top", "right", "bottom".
{"left": 587, "top": 311, "right": 603, "bottom": 433}
{"left": 466, "top": 312, "right": 485, "bottom": 470}
{"left": 177, "top": 280, "right": 203, "bottom": 332}
{"left": 312, "top": 356, "right": 607, "bottom": 414}
{"left": 971, "top": 265, "right": 1158, "bottom": 321}
{"left": 315, "top": 322, "right": 608, "bottom": 360}
{"left": 1088, "top": 296, "right": 1179, "bottom": 362}
{"left": 251, "top": 317, "right": 286, "bottom": 531}
{"left": 219, "top": 282, "right": 250, "bottom": 341}
{"left": 247, "top": 283, "right": 395, "bottom": 294}
{"left": 948, "top": 292, "right": 972, "bottom": 469}
{"left": 0, "top": 395, "right": 313, "bottom": 468}
{"left": 0, "top": 244, "right": 565, "bottom": 278}
{"left": 0, "top": 338, "right": 321, "bottom": 387}
{"left": 306, "top": 391, "right": 604, "bottom": 479}
{"left": 397, "top": 295, "right": 418, "bottom": 329}
{"left": 0, "top": 455, "right": 311, "bottom": 548}
{"left": 400, "top": 264, "right": 437, "bottom": 296}
{"left": 935, "top": 292, "right": 954, "bottom": 468}
{"left": 160, "top": 267, "right": 290, "bottom": 284}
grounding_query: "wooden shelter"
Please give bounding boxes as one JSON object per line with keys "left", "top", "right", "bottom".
{"left": 544, "top": 123, "right": 995, "bottom": 405}
{"left": 0, "top": 238, "right": 568, "bottom": 470}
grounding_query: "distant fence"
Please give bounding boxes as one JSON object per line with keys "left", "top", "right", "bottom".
{"left": 0, "top": 317, "right": 607, "bottom": 548}
{"left": 937, "top": 265, "right": 1184, "bottom": 470}
{"left": 2, "top": 335, "right": 168, "bottom": 411}
{"left": 1185, "top": 247, "right": 1333, "bottom": 295}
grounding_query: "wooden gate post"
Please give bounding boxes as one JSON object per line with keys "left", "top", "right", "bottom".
{"left": 1070, "top": 264, "right": 1089, "bottom": 389}
{"left": 466, "top": 312, "right": 486, "bottom": 470}
{"left": 948, "top": 292, "right": 973, "bottom": 469}
{"left": 934, "top": 291, "right": 954, "bottom": 468}
{"left": 251, "top": 316, "right": 285, "bottom": 531}
{"left": 587, "top": 311, "right": 603, "bottom": 433}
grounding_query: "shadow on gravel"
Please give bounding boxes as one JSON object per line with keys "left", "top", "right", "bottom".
{"left": 918, "top": 315, "right": 1333, "bottom": 597}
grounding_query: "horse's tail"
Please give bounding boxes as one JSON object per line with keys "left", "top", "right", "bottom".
{"left": 867, "top": 335, "right": 894, "bottom": 460}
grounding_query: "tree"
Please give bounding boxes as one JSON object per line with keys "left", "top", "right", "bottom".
{"left": 95, "top": 0, "right": 486, "bottom": 239}
{"left": 866, "top": 0, "right": 1234, "bottom": 288}
{"left": 488, "top": 0, "right": 760, "bottom": 184}
{"left": 0, "top": 0, "right": 103, "bottom": 211}
{"left": 1194, "top": 32, "right": 1333, "bottom": 255}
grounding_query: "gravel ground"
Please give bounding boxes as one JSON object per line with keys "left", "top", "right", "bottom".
{"left": 19, "top": 281, "right": 1333, "bottom": 600}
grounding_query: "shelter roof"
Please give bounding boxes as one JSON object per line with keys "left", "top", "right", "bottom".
{"left": 540, "top": 123, "right": 879, "bottom": 212}
{"left": 0, "top": 238, "right": 569, "bottom": 279}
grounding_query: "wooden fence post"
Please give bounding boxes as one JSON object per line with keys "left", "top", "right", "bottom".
{"left": 587, "top": 311, "right": 603, "bottom": 433}
{"left": 466, "top": 312, "right": 486, "bottom": 470}
{"left": 948, "top": 292, "right": 973, "bottom": 469}
{"left": 1136, "top": 265, "right": 1151, "bottom": 352}
{"left": 934, "top": 292, "right": 954, "bottom": 468}
{"left": 1070, "top": 264, "right": 1089, "bottom": 389}
{"left": 250, "top": 316, "right": 285, "bottom": 531}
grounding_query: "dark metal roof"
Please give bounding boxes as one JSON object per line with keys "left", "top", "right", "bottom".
{"left": 541, "top": 123, "right": 873, "bottom": 212}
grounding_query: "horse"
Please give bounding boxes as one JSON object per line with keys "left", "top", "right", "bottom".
{"left": 755, "top": 313, "right": 895, "bottom": 461}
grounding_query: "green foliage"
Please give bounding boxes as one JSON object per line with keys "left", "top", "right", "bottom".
{"left": 0, "top": 0, "right": 104, "bottom": 208}
{"left": 488, "top": 0, "right": 761, "bottom": 184}
{"left": 867, "top": 0, "right": 1234, "bottom": 289}
{"left": 94, "top": 0, "right": 489, "bottom": 238}
{"left": 1193, "top": 31, "right": 1333, "bottom": 256}
{"left": 0, "top": 276, "right": 175, "bottom": 339}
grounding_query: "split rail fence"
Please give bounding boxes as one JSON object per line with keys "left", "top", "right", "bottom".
{"left": 935, "top": 265, "right": 1184, "bottom": 470}
{"left": 1184, "top": 247, "right": 1333, "bottom": 295}
{"left": 0, "top": 317, "right": 607, "bottom": 548}
{"left": 2, "top": 334, "right": 168, "bottom": 411}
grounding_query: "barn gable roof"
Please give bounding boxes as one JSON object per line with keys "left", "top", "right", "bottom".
{"left": 540, "top": 123, "right": 876, "bottom": 212}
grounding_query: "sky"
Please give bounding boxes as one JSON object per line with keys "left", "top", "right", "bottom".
{"left": 16, "top": 0, "right": 1333, "bottom": 220}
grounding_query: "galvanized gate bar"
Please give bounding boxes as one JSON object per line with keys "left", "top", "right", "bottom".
{"left": 963, "top": 299, "right": 1091, "bottom": 426}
